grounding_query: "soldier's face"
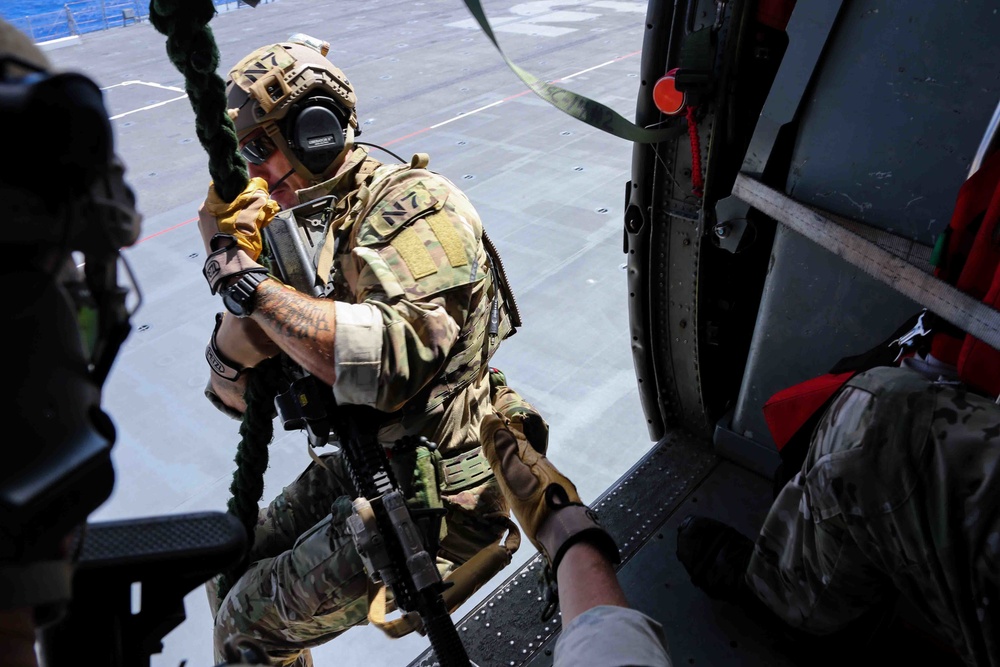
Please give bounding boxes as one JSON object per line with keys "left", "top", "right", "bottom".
{"left": 240, "top": 130, "right": 308, "bottom": 209}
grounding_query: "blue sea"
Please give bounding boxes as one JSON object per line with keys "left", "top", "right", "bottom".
{"left": 3, "top": 0, "right": 64, "bottom": 19}
{"left": 2, "top": 0, "right": 148, "bottom": 41}
{"left": 2, "top": 0, "right": 235, "bottom": 42}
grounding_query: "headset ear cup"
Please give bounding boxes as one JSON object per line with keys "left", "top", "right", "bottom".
{"left": 288, "top": 102, "right": 346, "bottom": 175}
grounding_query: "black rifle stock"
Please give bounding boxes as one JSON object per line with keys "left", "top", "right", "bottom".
{"left": 334, "top": 402, "right": 472, "bottom": 667}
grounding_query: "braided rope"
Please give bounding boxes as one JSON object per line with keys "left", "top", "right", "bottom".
{"left": 148, "top": 0, "right": 280, "bottom": 603}
{"left": 148, "top": 0, "right": 248, "bottom": 202}
{"left": 215, "top": 358, "right": 284, "bottom": 600}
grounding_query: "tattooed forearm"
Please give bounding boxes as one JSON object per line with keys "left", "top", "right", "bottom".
{"left": 256, "top": 281, "right": 334, "bottom": 340}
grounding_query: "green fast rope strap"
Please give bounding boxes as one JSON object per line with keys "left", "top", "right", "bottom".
{"left": 462, "top": 0, "right": 686, "bottom": 145}
{"left": 148, "top": 0, "right": 278, "bottom": 602}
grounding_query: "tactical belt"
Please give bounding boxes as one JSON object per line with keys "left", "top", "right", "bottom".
{"left": 436, "top": 446, "right": 493, "bottom": 494}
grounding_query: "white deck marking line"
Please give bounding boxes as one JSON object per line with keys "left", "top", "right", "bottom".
{"left": 110, "top": 95, "right": 189, "bottom": 120}
{"left": 103, "top": 80, "right": 186, "bottom": 92}
{"left": 102, "top": 80, "right": 189, "bottom": 120}
{"left": 560, "top": 56, "right": 622, "bottom": 81}
{"left": 430, "top": 100, "right": 506, "bottom": 129}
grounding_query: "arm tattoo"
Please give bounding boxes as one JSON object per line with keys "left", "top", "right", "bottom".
{"left": 257, "top": 282, "right": 333, "bottom": 340}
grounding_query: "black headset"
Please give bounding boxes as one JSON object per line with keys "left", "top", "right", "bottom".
{"left": 282, "top": 95, "right": 355, "bottom": 175}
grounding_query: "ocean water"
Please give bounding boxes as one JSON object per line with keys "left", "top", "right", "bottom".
{"left": 3, "top": 0, "right": 65, "bottom": 19}
{"left": 1, "top": 0, "right": 146, "bottom": 41}
{"left": 2, "top": 0, "right": 232, "bottom": 42}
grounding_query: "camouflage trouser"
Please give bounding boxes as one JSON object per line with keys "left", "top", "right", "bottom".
{"left": 746, "top": 365, "right": 1000, "bottom": 666}
{"left": 211, "top": 450, "right": 510, "bottom": 667}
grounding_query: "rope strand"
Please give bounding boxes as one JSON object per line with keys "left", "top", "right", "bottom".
{"left": 149, "top": 0, "right": 248, "bottom": 202}
{"left": 149, "top": 0, "right": 283, "bottom": 604}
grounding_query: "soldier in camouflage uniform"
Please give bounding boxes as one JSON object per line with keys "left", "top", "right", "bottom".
{"left": 677, "top": 364, "right": 1000, "bottom": 666}
{"left": 196, "top": 35, "right": 541, "bottom": 666}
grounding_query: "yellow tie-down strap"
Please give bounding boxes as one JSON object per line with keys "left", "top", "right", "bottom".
{"left": 367, "top": 517, "right": 521, "bottom": 638}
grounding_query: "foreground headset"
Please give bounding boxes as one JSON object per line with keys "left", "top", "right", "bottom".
{"left": 284, "top": 94, "right": 350, "bottom": 176}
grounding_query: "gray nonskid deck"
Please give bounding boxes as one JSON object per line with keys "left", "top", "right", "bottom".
{"left": 409, "top": 430, "right": 721, "bottom": 667}
{"left": 38, "top": 1, "right": 659, "bottom": 665}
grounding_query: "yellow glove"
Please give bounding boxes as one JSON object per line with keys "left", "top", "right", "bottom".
{"left": 480, "top": 413, "right": 619, "bottom": 572}
{"left": 198, "top": 178, "right": 280, "bottom": 294}
{"left": 199, "top": 177, "right": 280, "bottom": 261}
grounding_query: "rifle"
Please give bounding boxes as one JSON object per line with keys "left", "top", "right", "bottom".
{"left": 263, "top": 199, "right": 475, "bottom": 667}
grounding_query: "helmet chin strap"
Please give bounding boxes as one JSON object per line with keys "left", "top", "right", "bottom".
{"left": 272, "top": 168, "right": 296, "bottom": 191}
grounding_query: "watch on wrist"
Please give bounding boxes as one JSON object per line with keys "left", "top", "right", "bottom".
{"left": 222, "top": 270, "right": 269, "bottom": 318}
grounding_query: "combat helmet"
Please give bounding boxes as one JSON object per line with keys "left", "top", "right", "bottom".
{"left": 226, "top": 34, "right": 360, "bottom": 182}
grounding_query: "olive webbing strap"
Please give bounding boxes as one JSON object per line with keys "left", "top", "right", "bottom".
{"left": 461, "top": 0, "right": 687, "bottom": 145}
{"left": 732, "top": 174, "right": 1000, "bottom": 351}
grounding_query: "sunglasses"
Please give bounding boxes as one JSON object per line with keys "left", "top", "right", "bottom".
{"left": 240, "top": 132, "right": 278, "bottom": 166}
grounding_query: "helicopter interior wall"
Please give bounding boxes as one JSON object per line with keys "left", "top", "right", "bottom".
{"left": 724, "top": 0, "right": 1000, "bottom": 458}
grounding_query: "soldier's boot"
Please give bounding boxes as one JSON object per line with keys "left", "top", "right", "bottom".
{"left": 675, "top": 514, "right": 754, "bottom": 602}
{"left": 676, "top": 514, "right": 899, "bottom": 661}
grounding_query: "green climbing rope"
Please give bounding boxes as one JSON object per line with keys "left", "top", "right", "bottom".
{"left": 148, "top": 0, "right": 247, "bottom": 203}
{"left": 148, "top": 0, "right": 279, "bottom": 603}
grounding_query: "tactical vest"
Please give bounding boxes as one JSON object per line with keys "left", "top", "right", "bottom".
{"left": 267, "top": 149, "right": 520, "bottom": 421}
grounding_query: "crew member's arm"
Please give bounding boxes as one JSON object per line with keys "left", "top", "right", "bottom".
{"left": 481, "top": 416, "right": 672, "bottom": 666}
{"left": 556, "top": 540, "right": 630, "bottom": 623}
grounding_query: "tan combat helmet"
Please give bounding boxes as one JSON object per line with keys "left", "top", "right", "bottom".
{"left": 226, "top": 34, "right": 359, "bottom": 182}
{"left": 0, "top": 17, "right": 52, "bottom": 72}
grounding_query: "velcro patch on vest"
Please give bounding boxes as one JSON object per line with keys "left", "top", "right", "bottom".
{"left": 368, "top": 182, "right": 442, "bottom": 242}
{"left": 391, "top": 227, "right": 438, "bottom": 279}
{"left": 428, "top": 215, "right": 469, "bottom": 269}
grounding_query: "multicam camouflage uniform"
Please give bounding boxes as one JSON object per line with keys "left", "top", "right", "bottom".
{"left": 212, "top": 145, "right": 534, "bottom": 666}
{"left": 746, "top": 365, "right": 1000, "bottom": 666}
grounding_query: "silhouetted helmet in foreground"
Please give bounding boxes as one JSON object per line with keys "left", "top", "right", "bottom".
{"left": 226, "top": 34, "right": 360, "bottom": 182}
{"left": 1, "top": 17, "right": 142, "bottom": 623}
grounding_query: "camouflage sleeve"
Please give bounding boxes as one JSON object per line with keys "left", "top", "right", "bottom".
{"left": 333, "top": 171, "right": 486, "bottom": 413}
{"left": 554, "top": 606, "right": 673, "bottom": 667}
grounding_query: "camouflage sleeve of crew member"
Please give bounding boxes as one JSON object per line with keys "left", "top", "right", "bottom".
{"left": 330, "top": 169, "right": 488, "bottom": 413}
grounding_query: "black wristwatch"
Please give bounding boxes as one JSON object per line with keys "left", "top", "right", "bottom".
{"left": 221, "top": 270, "right": 269, "bottom": 318}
